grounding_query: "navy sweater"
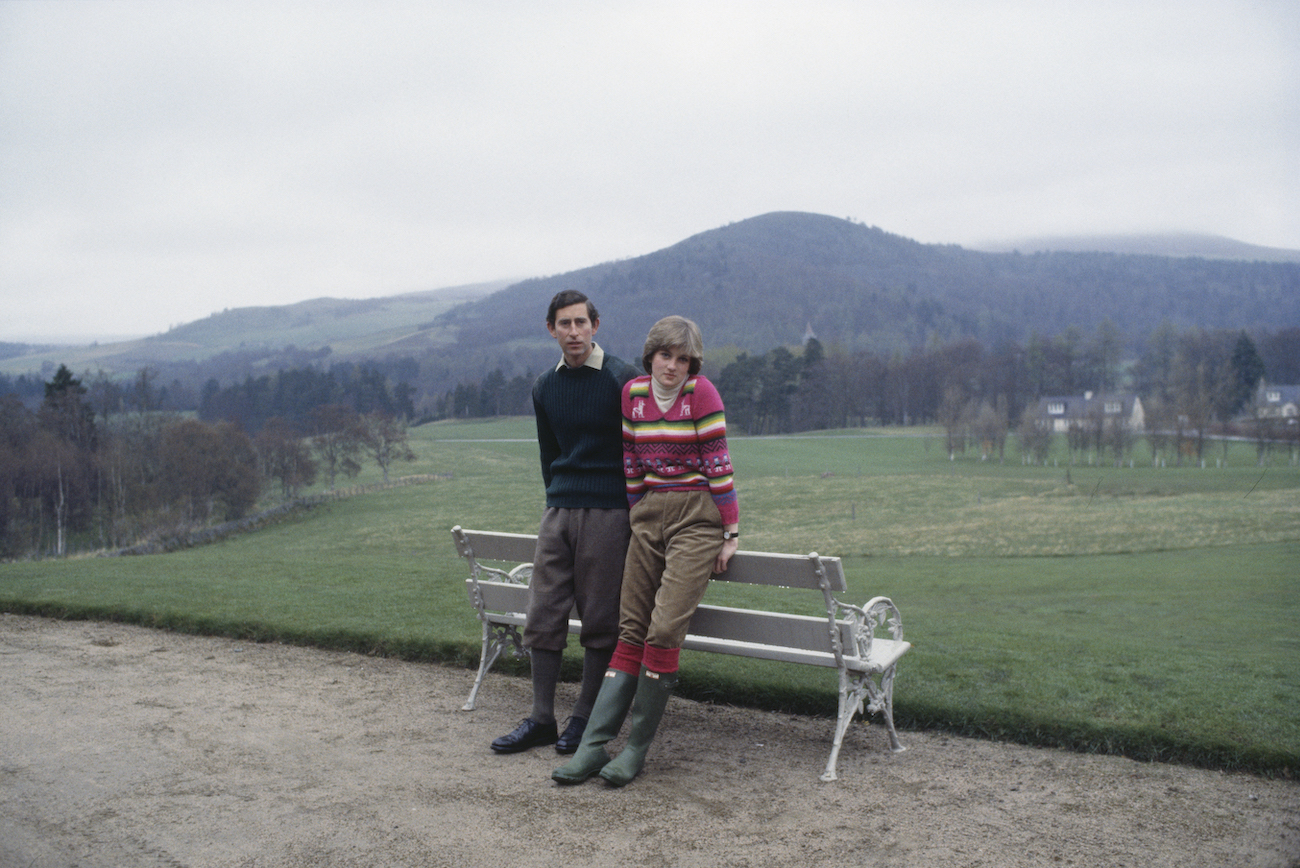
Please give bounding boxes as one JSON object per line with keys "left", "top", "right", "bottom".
{"left": 532, "top": 351, "right": 639, "bottom": 509}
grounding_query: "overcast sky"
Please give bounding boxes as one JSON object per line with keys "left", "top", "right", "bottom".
{"left": 2, "top": 1, "right": 1297, "bottom": 342}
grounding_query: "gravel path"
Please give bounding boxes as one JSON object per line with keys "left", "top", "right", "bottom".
{"left": 2, "top": 613, "right": 1297, "bottom": 868}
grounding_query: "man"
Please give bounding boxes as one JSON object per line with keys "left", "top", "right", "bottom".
{"left": 490, "top": 290, "right": 639, "bottom": 754}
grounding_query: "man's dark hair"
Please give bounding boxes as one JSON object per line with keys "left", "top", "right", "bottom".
{"left": 547, "top": 290, "right": 598, "bottom": 326}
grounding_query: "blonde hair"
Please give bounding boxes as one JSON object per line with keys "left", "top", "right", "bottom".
{"left": 642, "top": 316, "right": 704, "bottom": 375}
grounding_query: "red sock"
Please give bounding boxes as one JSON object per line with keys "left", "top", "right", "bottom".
{"left": 609, "top": 640, "right": 644, "bottom": 676}
{"left": 642, "top": 644, "right": 680, "bottom": 675}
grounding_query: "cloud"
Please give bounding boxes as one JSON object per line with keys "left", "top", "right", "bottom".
{"left": 1, "top": 0, "right": 1296, "bottom": 341}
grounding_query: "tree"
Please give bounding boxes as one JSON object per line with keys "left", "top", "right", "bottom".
{"left": 1084, "top": 319, "right": 1124, "bottom": 393}
{"left": 132, "top": 366, "right": 161, "bottom": 414}
{"left": 41, "top": 364, "right": 96, "bottom": 450}
{"left": 971, "top": 398, "right": 1008, "bottom": 461}
{"left": 1169, "top": 330, "right": 1222, "bottom": 462}
{"left": 1257, "top": 327, "right": 1300, "bottom": 383}
{"left": 1133, "top": 319, "right": 1179, "bottom": 405}
{"left": 0, "top": 395, "right": 38, "bottom": 556}
{"left": 1228, "top": 332, "right": 1266, "bottom": 416}
{"left": 36, "top": 365, "right": 98, "bottom": 553}
{"left": 477, "top": 369, "right": 508, "bottom": 416}
{"left": 361, "top": 413, "right": 416, "bottom": 483}
{"left": 716, "top": 353, "right": 764, "bottom": 433}
{"left": 160, "top": 419, "right": 260, "bottom": 521}
{"left": 1015, "top": 412, "right": 1052, "bottom": 465}
{"left": 255, "top": 417, "right": 318, "bottom": 501}
{"left": 937, "top": 385, "right": 969, "bottom": 458}
{"left": 755, "top": 347, "right": 799, "bottom": 434}
{"left": 1142, "top": 397, "right": 1174, "bottom": 465}
{"left": 308, "top": 404, "right": 364, "bottom": 489}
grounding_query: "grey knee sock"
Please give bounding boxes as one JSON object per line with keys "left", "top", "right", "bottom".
{"left": 529, "top": 648, "right": 563, "bottom": 725}
{"left": 572, "top": 647, "right": 614, "bottom": 720}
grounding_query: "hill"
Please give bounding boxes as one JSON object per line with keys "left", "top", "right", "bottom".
{"left": 440, "top": 212, "right": 1300, "bottom": 368}
{"left": 3, "top": 213, "right": 1297, "bottom": 400}
{"left": 974, "top": 233, "right": 1300, "bottom": 263}
{"left": 0, "top": 281, "right": 509, "bottom": 378}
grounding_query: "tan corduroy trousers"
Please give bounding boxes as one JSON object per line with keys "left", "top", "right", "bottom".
{"left": 618, "top": 490, "right": 723, "bottom": 651}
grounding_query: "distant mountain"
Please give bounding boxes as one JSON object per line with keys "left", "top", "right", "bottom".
{"left": 0, "top": 281, "right": 509, "bottom": 378}
{"left": 4, "top": 214, "right": 1297, "bottom": 403}
{"left": 974, "top": 233, "right": 1300, "bottom": 263}
{"left": 439, "top": 213, "right": 1300, "bottom": 373}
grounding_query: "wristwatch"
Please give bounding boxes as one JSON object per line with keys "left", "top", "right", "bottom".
{"left": 722, "top": 531, "right": 739, "bottom": 540}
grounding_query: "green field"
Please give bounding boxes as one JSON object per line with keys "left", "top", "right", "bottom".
{"left": 3, "top": 418, "right": 1297, "bottom": 775}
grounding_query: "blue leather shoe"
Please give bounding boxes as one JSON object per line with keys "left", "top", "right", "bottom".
{"left": 491, "top": 718, "right": 558, "bottom": 754}
{"left": 554, "top": 716, "right": 588, "bottom": 754}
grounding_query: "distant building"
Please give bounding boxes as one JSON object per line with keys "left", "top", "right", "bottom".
{"left": 1253, "top": 383, "right": 1300, "bottom": 421}
{"left": 1028, "top": 391, "right": 1145, "bottom": 433}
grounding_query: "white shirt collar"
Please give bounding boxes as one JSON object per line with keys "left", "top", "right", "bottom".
{"left": 555, "top": 342, "right": 606, "bottom": 372}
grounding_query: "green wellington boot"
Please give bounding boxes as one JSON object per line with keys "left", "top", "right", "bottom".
{"left": 552, "top": 669, "right": 638, "bottom": 785}
{"left": 598, "top": 668, "right": 676, "bottom": 787}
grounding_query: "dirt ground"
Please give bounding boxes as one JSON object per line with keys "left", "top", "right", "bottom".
{"left": 2, "top": 613, "right": 1297, "bottom": 868}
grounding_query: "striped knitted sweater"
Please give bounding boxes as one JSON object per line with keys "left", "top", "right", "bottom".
{"left": 621, "top": 374, "right": 739, "bottom": 525}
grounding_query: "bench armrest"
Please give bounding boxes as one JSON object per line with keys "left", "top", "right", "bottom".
{"left": 841, "top": 596, "right": 904, "bottom": 656}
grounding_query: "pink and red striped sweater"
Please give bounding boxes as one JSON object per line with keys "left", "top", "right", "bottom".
{"left": 621, "top": 374, "right": 739, "bottom": 526}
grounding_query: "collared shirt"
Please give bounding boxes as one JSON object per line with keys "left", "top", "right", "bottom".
{"left": 554, "top": 342, "right": 607, "bottom": 372}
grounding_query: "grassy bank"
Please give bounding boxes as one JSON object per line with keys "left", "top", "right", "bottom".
{"left": 3, "top": 419, "right": 1297, "bottom": 776}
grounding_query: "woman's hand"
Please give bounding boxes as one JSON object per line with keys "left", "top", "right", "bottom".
{"left": 714, "top": 537, "right": 738, "bottom": 573}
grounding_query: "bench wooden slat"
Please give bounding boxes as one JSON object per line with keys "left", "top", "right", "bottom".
{"left": 468, "top": 578, "right": 530, "bottom": 613}
{"left": 712, "top": 550, "right": 848, "bottom": 592}
{"left": 454, "top": 528, "right": 539, "bottom": 564}
{"left": 682, "top": 634, "right": 910, "bottom": 672}
{"left": 455, "top": 526, "right": 846, "bottom": 593}
{"left": 685, "top": 603, "right": 849, "bottom": 654}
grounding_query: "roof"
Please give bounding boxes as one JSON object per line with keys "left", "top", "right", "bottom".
{"left": 1032, "top": 393, "right": 1142, "bottom": 419}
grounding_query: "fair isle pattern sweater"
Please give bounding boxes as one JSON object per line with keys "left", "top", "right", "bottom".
{"left": 621, "top": 374, "right": 739, "bottom": 526}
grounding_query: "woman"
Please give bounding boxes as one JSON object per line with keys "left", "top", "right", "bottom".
{"left": 554, "top": 315, "right": 738, "bottom": 787}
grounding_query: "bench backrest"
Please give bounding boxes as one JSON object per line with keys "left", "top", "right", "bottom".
{"left": 451, "top": 526, "right": 847, "bottom": 594}
{"left": 452, "top": 527, "right": 538, "bottom": 565}
{"left": 451, "top": 526, "right": 903, "bottom": 672}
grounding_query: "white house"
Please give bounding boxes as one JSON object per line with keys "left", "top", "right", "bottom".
{"left": 1030, "top": 391, "right": 1146, "bottom": 434}
{"left": 1254, "top": 383, "right": 1300, "bottom": 420}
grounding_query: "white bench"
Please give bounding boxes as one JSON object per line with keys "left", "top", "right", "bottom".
{"left": 451, "top": 525, "right": 911, "bottom": 782}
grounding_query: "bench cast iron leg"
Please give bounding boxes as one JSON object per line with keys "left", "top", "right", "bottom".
{"left": 462, "top": 623, "right": 506, "bottom": 711}
{"left": 877, "top": 665, "right": 906, "bottom": 754}
{"left": 821, "top": 670, "right": 862, "bottom": 782}
{"left": 820, "top": 668, "right": 906, "bottom": 782}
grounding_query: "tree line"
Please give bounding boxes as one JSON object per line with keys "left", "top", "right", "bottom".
{"left": 0, "top": 365, "right": 415, "bottom": 560}
{"left": 197, "top": 363, "right": 417, "bottom": 434}
{"left": 715, "top": 321, "right": 1278, "bottom": 431}
{"left": 4, "top": 320, "right": 1296, "bottom": 559}
{"left": 435, "top": 321, "right": 1300, "bottom": 462}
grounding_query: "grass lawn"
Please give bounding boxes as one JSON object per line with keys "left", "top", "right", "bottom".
{"left": 2, "top": 418, "right": 1297, "bottom": 775}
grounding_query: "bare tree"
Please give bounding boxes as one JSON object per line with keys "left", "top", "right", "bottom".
{"left": 971, "top": 399, "right": 1008, "bottom": 462}
{"left": 1015, "top": 412, "right": 1053, "bottom": 465}
{"left": 361, "top": 413, "right": 416, "bottom": 483}
{"left": 255, "top": 417, "right": 318, "bottom": 501}
{"left": 307, "top": 404, "right": 364, "bottom": 489}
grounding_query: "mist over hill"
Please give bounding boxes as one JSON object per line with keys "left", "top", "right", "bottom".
{"left": 973, "top": 233, "right": 1300, "bottom": 263}
{"left": 3, "top": 212, "right": 1298, "bottom": 408}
